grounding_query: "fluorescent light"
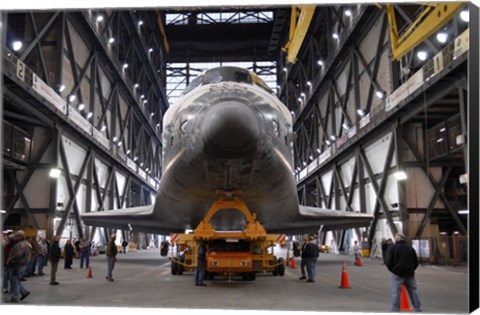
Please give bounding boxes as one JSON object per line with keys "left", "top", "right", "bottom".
{"left": 436, "top": 32, "right": 448, "bottom": 44}
{"left": 417, "top": 50, "right": 428, "bottom": 61}
{"left": 393, "top": 170, "right": 407, "bottom": 181}
{"left": 325, "top": 140, "right": 331, "bottom": 145}
{"left": 345, "top": 9, "right": 352, "bottom": 17}
{"left": 126, "top": 149, "right": 131, "bottom": 155}
{"left": 148, "top": 48, "right": 153, "bottom": 53}
{"left": 49, "top": 168, "right": 61, "bottom": 178}
{"left": 58, "top": 85, "right": 66, "bottom": 92}
{"left": 440, "top": 232, "right": 447, "bottom": 235}
{"left": 140, "top": 94, "right": 145, "bottom": 99}
{"left": 133, "top": 156, "right": 138, "bottom": 161}
{"left": 317, "top": 60, "right": 324, "bottom": 66}
{"left": 458, "top": 210, "right": 469, "bottom": 215}
{"left": 140, "top": 162, "right": 144, "bottom": 167}
{"left": 460, "top": 10, "right": 469, "bottom": 22}
{"left": 143, "top": 100, "right": 148, "bottom": 104}
{"left": 96, "top": 15, "right": 104, "bottom": 22}
{"left": 300, "top": 92, "right": 306, "bottom": 98}
{"left": 86, "top": 112, "right": 93, "bottom": 119}
{"left": 68, "top": 95, "right": 76, "bottom": 102}
{"left": 138, "top": 20, "right": 144, "bottom": 26}
{"left": 117, "top": 141, "right": 122, "bottom": 147}
{"left": 123, "top": 63, "right": 128, "bottom": 69}
{"left": 376, "top": 90, "right": 385, "bottom": 99}
{"left": 357, "top": 109, "right": 365, "bottom": 116}
{"left": 332, "top": 33, "right": 339, "bottom": 39}
{"left": 112, "top": 136, "right": 117, "bottom": 142}
{"left": 283, "top": 67, "right": 287, "bottom": 72}
{"left": 12, "top": 40, "right": 23, "bottom": 51}
{"left": 439, "top": 127, "right": 446, "bottom": 132}
{"left": 101, "top": 125, "right": 107, "bottom": 131}
{"left": 108, "top": 37, "right": 115, "bottom": 44}
{"left": 298, "top": 97, "right": 302, "bottom": 102}
{"left": 134, "top": 83, "right": 139, "bottom": 89}
{"left": 290, "top": 111, "right": 295, "bottom": 115}
{"left": 316, "top": 148, "right": 321, "bottom": 153}
{"left": 330, "top": 135, "right": 336, "bottom": 141}
{"left": 307, "top": 81, "right": 312, "bottom": 87}
{"left": 150, "top": 112, "right": 155, "bottom": 117}
{"left": 302, "top": 161, "right": 307, "bottom": 166}
{"left": 309, "top": 155, "right": 314, "bottom": 161}
{"left": 436, "top": 138, "right": 444, "bottom": 143}
{"left": 156, "top": 123, "right": 160, "bottom": 128}
{"left": 342, "top": 123, "right": 349, "bottom": 130}
{"left": 0, "top": 210, "right": 6, "bottom": 214}
{"left": 77, "top": 103, "right": 85, "bottom": 111}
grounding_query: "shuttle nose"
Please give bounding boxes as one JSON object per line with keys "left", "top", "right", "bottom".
{"left": 202, "top": 101, "right": 260, "bottom": 158}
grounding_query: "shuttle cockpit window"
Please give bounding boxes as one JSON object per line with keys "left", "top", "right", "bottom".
{"left": 181, "top": 66, "right": 274, "bottom": 96}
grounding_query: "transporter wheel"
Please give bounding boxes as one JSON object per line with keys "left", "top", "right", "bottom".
{"left": 277, "top": 258, "right": 285, "bottom": 276}
{"left": 242, "top": 273, "right": 249, "bottom": 281}
{"left": 205, "top": 271, "right": 215, "bottom": 280}
{"left": 171, "top": 261, "right": 178, "bottom": 275}
{"left": 272, "top": 257, "right": 278, "bottom": 276}
{"left": 177, "top": 256, "right": 184, "bottom": 275}
{"left": 248, "top": 272, "right": 256, "bottom": 281}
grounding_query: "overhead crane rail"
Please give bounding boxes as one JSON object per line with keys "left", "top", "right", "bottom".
{"left": 381, "top": 2, "right": 467, "bottom": 60}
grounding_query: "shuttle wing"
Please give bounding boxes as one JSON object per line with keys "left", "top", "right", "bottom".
{"left": 266, "top": 206, "right": 374, "bottom": 235}
{"left": 80, "top": 206, "right": 185, "bottom": 235}
{"left": 81, "top": 204, "right": 372, "bottom": 236}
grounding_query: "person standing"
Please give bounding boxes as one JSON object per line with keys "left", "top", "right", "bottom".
{"left": 304, "top": 236, "right": 319, "bottom": 283}
{"left": 79, "top": 238, "right": 91, "bottom": 269}
{"left": 6, "top": 230, "right": 31, "bottom": 302}
{"left": 64, "top": 240, "right": 74, "bottom": 269}
{"left": 49, "top": 235, "right": 61, "bottom": 285}
{"left": 106, "top": 234, "right": 118, "bottom": 282}
{"left": 353, "top": 240, "right": 361, "bottom": 265}
{"left": 298, "top": 235, "right": 309, "bottom": 280}
{"left": 122, "top": 239, "right": 128, "bottom": 254}
{"left": 382, "top": 238, "right": 394, "bottom": 265}
{"left": 386, "top": 233, "right": 422, "bottom": 312}
{"left": 3, "top": 233, "right": 16, "bottom": 293}
{"left": 195, "top": 241, "right": 207, "bottom": 286}
{"left": 36, "top": 237, "right": 48, "bottom": 276}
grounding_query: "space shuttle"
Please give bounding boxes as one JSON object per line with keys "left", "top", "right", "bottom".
{"left": 81, "top": 67, "right": 372, "bottom": 235}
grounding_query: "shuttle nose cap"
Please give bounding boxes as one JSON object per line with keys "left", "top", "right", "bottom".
{"left": 202, "top": 101, "right": 260, "bottom": 157}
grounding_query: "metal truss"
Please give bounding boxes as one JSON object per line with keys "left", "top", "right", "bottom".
{"left": 2, "top": 10, "right": 168, "bottom": 239}
{"left": 165, "top": 10, "right": 274, "bottom": 25}
{"left": 283, "top": 4, "right": 468, "bottom": 252}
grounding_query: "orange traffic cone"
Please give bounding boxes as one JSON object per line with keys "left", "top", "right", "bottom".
{"left": 339, "top": 261, "right": 351, "bottom": 289}
{"left": 286, "top": 257, "right": 290, "bottom": 266}
{"left": 87, "top": 266, "right": 93, "bottom": 279}
{"left": 400, "top": 285, "right": 413, "bottom": 311}
{"left": 291, "top": 257, "right": 297, "bottom": 269}
{"left": 355, "top": 256, "right": 362, "bottom": 266}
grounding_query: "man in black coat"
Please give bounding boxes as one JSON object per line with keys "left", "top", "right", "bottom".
{"left": 386, "top": 233, "right": 421, "bottom": 312}
{"left": 49, "top": 236, "right": 61, "bottom": 285}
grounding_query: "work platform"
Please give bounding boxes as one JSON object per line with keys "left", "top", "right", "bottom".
{"left": 1, "top": 248, "right": 469, "bottom": 313}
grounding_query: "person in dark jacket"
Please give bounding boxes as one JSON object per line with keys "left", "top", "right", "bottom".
{"left": 382, "top": 238, "right": 394, "bottom": 264}
{"left": 298, "top": 235, "right": 309, "bottom": 280}
{"left": 386, "top": 233, "right": 421, "bottom": 312}
{"left": 64, "top": 239, "right": 74, "bottom": 269}
{"left": 106, "top": 234, "right": 118, "bottom": 282}
{"left": 303, "top": 236, "right": 319, "bottom": 283}
{"left": 49, "top": 235, "right": 61, "bottom": 285}
{"left": 195, "top": 241, "right": 207, "bottom": 286}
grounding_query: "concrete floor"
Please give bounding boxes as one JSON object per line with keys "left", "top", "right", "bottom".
{"left": 0, "top": 248, "right": 469, "bottom": 314}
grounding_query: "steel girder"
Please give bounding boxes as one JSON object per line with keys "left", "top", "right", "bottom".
{"left": 2, "top": 10, "right": 166, "bottom": 238}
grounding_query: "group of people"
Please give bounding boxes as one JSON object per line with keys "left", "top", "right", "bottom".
{"left": 294, "top": 233, "right": 422, "bottom": 312}
{"left": 2, "top": 231, "right": 120, "bottom": 303}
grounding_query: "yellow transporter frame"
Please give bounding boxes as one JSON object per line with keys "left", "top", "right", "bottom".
{"left": 169, "top": 196, "right": 286, "bottom": 278}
